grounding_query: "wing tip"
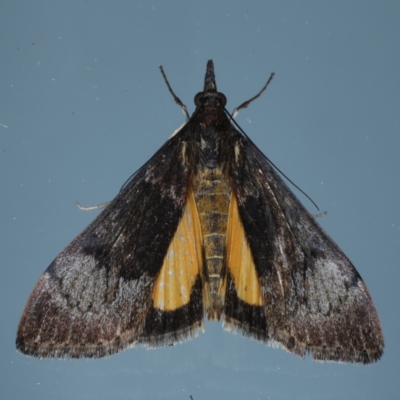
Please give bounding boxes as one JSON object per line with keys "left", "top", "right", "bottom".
{"left": 222, "top": 317, "right": 384, "bottom": 364}
{"left": 16, "top": 333, "right": 139, "bottom": 359}
{"left": 16, "top": 320, "right": 207, "bottom": 359}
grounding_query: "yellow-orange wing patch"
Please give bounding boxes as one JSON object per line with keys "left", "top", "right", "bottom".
{"left": 152, "top": 189, "right": 203, "bottom": 311}
{"left": 226, "top": 193, "right": 263, "bottom": 306}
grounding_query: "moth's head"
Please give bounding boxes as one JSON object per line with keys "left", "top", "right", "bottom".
{"left": 194, "top": 59, "right": 227, "bottom": 109}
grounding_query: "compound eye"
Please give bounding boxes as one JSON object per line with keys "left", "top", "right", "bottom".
{"left": 194, "top": 92, "right": 227, "bottom": 107}
{"left": 216, "top": 92, "right": 227, "bottom": 107}
{"left": 194, "top": 92, "right": 204, "bottom": 107}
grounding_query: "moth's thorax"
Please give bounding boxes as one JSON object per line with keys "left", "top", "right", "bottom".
{"left": 192, "top": 106, "right": 231, "bottom": 133}
{"left": 192, "top": 166, "right": 230, "bottom": 320}
{"left": 192, "top": 110, "right": 233, "bottom": 170}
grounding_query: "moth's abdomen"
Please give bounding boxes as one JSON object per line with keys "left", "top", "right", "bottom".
{"left": 193, "top": 168, "right": 231, "bottom": 320}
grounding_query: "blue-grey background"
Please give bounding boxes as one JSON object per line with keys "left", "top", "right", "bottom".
{"left": 1, "top": 1, "right": 398, "bottom": 399}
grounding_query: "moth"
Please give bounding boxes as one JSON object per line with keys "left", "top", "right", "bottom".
{"left": 17, "top": 60, "right": 384, "bottom": 363}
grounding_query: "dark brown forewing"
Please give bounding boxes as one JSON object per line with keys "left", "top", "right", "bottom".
{"left": 227, "top": 134, "right": 384, "bottom": 364}
{"left": 16, "top": 133, "right": 192, "bottom": 358}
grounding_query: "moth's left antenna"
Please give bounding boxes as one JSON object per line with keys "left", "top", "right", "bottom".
{"left": 159, "top": 65, "right": 190, "bottom": 121}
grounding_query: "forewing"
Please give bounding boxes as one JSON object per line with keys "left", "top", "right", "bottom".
{"left": 226, "top": 135, "right": 384, "bottom": 363}
{"left": 16, "top": 134, "right": 194, "bottom": 358}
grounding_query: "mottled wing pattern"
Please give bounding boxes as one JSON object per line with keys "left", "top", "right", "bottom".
{"left": 16, "top": 133, "right": 198, "bottom": 358}
{"left": 17, "top": 59, "right": 384, "bottom": 364}
{"left": 224, "top": 134, "right": 384, "bottom": 363}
